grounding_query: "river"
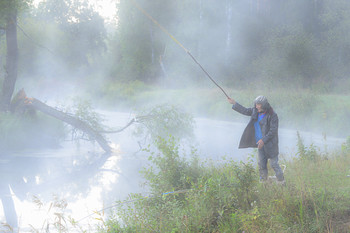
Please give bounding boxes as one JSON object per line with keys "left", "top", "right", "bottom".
{"left": 0, "top": 111, "right": 345, "bottom": 232}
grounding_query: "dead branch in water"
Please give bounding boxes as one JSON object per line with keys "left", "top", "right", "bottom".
{"left": 15, "top": 89, "right": 112, "bottom": 153}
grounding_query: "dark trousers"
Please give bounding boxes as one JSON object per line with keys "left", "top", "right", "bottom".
{"left": 258, "top": 148, "right": 284, "bottom": 181}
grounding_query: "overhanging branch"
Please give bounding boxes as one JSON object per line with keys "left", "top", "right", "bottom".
{"left": 99, "top": 118, "right": 136, "bottom": 134}
{"left": 13, "top": 89, "right": 113, "bottom": 153}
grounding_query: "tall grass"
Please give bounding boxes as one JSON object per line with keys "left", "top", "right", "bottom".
{"left": 100, "top": 135, "right": 350, "bottom": 233}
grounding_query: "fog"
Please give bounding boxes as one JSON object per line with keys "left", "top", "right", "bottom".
{"left": 0, "top": 110, "right": 344, "bottom": 231}
{"left": 0, "top": 0, "right": 349, "bottom": 231}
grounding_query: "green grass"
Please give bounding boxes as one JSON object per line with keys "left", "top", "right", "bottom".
{"left": 97, "top": 83, "right": 350, "bottom": 137}
{"left": 99, "top": 136, "right": 350, "bottom": 233}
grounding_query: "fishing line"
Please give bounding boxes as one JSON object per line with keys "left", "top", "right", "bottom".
{"left": 130, "top": 0, "right": 230, "bottom": 99}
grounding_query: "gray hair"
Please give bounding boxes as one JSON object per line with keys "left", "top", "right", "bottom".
{"left": 254, "top": 96, "right": 270, "bottom": 111}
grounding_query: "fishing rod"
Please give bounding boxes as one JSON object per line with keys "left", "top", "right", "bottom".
{"left": 130, "top": 0, "right": 230, "bottom": 99}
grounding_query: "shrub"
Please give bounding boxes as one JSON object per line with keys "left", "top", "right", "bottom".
{"left": 104, "top": 136, "right": 260, "bottom": 232}
{"left": 101, "top": 135, "right": 350, "bottom": 233}
{"left": 134, "top": 104, "right": 194, "bottom": 144}
{"left": 341, "top": 136, "right": 350, "bottom": 155}
{"left": 296, "top": 131, "right": 321, "bottom": 161}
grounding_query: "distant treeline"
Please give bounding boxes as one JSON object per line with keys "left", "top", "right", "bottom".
{"left": 1, "top": 0, "right": 350, "bottom": 93}
{"left": 113, "top": 0, "right": 350, "bottom": 92}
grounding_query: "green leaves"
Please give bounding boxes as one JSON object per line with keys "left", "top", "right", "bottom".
{"left": 134, "top": 104, "right": 194, "bottom": 142}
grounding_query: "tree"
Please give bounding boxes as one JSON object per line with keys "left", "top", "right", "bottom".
{"left": 112, "top": 0, "right": 179, "bottom": 83}
{"left": 32, "top": 0, "right": 107, "bottom": 72}
{"left": 0, "top": 1, "right": 19, "bottom": 111}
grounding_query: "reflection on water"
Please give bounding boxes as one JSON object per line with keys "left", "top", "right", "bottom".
{"left": 0, "top": 112, "right": 345, "bottom": 232}
{"left": 0, "top": 144, "right": 113, "bottom": 231}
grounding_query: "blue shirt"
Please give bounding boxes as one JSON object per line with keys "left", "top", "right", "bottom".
{"left": 254, "top": 113, "right": 266, "bottom": 143}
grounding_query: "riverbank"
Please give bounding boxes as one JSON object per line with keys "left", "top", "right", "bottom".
{"left": 95, "top": 84, "right": 350, "bottom": 138}
{"left": 101, "top": 136, "right": 350, "bottom": 232}
{"left": 0, "top": 110, "right": 348, "bottom": 232}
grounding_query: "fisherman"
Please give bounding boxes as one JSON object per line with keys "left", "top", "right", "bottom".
{"left": 227, "top": 96, "right": 285, "bottom": 184}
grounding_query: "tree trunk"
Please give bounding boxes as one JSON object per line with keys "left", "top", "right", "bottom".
{"left": 0, "top": 11, "right": 18, "bottom": 112}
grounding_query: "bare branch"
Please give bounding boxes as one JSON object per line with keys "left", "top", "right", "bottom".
{"left": 99, "top": 118, "right": 136, "bottom": 133}
{"left": 98, "top": 113, "right": 159, "bottom": 134}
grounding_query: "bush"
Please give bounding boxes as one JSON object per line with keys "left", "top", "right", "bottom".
{"left": 296, "top": 131, "right": 321, "bottom": 161}
{"left": 103, "top": 136, "right": 259, "bottom": 232}
{"left": 101, "top": 136, "right": 350, "bottom": 233}
{"left": 341, "top": 136, "right": 350, "bottom": 155}
{"left": 134, "top": 104, "right": 194, "bottom": 143}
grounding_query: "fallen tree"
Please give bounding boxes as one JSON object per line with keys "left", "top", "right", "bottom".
{"left": 12, "top": 90, "right": 113, "bottom": 153}
{"left": 7, "top": 89, "right": 194, "bottom": 154}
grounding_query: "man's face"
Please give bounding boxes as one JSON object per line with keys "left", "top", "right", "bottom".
{"left": 256, "top": 104, "right": 263, "bottom": 113}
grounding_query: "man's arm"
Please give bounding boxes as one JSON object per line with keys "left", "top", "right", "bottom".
{"left": 228, "top": 97, "right": 253, "bottom": 116}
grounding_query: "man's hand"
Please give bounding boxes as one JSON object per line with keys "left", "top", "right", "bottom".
{"left": 257, "top": 139, "right": 264, "bottom": 149}
{"left": 227, "top": 97, "right": 236, "bottom": 105}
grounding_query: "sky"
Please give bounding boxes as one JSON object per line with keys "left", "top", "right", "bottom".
{"left": 89, "top": 0, "right": 117, "bottom": 21}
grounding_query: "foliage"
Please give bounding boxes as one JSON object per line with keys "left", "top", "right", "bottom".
{"left": 28, "top": 195, "right": 102, "bottom": 233}
{"left": 341, "top": 136, "right": 350, "bottom": 155}
{"left": 112, "top": 0, "right": 178, "bottom": 83}
{"left": 0, "top": 0, "right": 31, "bottom": 24}
{"left": 141, "top": 136, "right": 200, "bottom": 195}
{"left": 30, "top": 0, "right": 107, "bottom": 72}
{"left": 134, "top": 104, "right": 194, "bottom": 143}
{"left": 100, "top": 136, "right": 350, "bottom": 233}
{"left": 296, "top": 131, "right": 320, "bottom": 161}
{"left": 3, "top": 0, "right": 350, "bottom": 96}
{"left": 62, "top": 98, "right": 107, "bottom": 140}
{"left": 102, "top": 136, "right": 258, "bottom": 232}
{"left": 99, "top": 84, "right": 350, "bottom": 138}
{"left": 69, "top": 98, "right": 105, "bottom": 131}
{"left": 3, "top": 135, "right": 347, "bottom": 232}
{"left": 98, "top": 80, "right": 150, "bottom": 105}
{"left": 106, "top": 0, "right": 350, "bottom": 92}
{"left": 30, "top": 195, "right": 69, "bottom": 232}
{"left": 0, "top": 98, "right": 107, "bottom": 151}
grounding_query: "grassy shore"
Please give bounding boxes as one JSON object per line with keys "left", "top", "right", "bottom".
{"left": 100, "top": 136, "right": 350, "bottom": 232}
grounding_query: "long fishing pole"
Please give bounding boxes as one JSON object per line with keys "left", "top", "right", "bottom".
{"left": 130, "top": 0, "right": 230, "bottom": 99}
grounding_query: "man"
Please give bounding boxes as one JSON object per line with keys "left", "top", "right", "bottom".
{"left": 227, "top": 96, "right": 285, "bottom": 184}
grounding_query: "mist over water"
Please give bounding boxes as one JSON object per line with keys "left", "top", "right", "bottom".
{"left": 1, "top": 0, "right": 350, "bottom": 231}
{"left": 0, "top": 110, "right": 345, "bottom": 231}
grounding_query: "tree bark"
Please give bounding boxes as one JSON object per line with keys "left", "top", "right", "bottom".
{"left": 0, "top": 11, "right": 18, "bottom": 112}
